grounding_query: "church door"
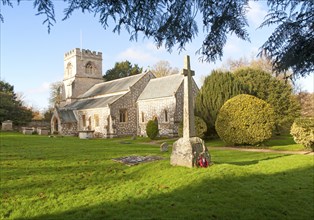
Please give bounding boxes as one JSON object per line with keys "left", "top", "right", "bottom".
{"left": 53, "top": 117, "right": 59, "bottom": 133}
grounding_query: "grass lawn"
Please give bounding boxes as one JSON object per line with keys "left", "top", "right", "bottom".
{"left": 207, "top": 135, "right": 308, "bottom": 151}
{"left": 1, "top": 132, "right": 313, "bottom": 219}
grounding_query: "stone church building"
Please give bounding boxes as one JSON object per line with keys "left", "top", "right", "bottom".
{"left": 51, "top": 48, "right": 198, "bottom": 138}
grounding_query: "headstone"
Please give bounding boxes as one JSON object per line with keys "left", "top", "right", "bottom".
{"left": 22, "top": 127, "right": 34, "bottom": 135}
{"left": 78, "top": 130, "right": 94, "bottom": 139}
{"left": 170, "top": 55, "right": 211, "bottom": 168}
{"left": 2, "top": 120, "right": 13, "bottom": 131}
{"left": 37, "top": 128, "right": 50, "bottom": 135}
{"left": 160, "top": 142, "right": 169, "bottom": 152}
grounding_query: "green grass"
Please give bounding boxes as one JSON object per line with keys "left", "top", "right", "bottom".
{"left": 1, "top": 132, "right": 313, "bottom": 219}
{"left": 206, "top": 135, "right": 308, "bottom": 151}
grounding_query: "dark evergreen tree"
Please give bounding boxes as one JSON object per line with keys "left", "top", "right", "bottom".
{"left": 0, "top": 80, "right": 33, "bottom": 125}
{"left": 2, "top": 1, "right": 311, "bottom": 78}
{"left": 234, "top": 67, "right": 301, "bottom": 134}
{"left": 103, "top": 61, "right": 143, "bottom": 81}
{"left": 195, "top": 70, "right": 246, "bottom": 136}
{"left": 259, "top": 1, "right": 313, "bottom": 77}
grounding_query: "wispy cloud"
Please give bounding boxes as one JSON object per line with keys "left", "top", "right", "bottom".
{"left": 27, "top": 82, "right": 51, "bottom": 94}
{"left": 247, "top": 1, "right": 267, "bottom": 27}
{"left": 117, "top": 46, "right": 158, "bottom": 64}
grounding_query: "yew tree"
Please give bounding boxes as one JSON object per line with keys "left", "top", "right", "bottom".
{"left": 234, "top": 67, "right": 301, "bottom": 134}
{"left": 195, "top": 70, "right": 246, "bottom": 136}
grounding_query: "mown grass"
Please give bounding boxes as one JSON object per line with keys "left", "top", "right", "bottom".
{"left": 0, "top": 132, "right": 313, "bottom": 220}
{"left": 207, "top": 135, "right": 307, "bottom": 151}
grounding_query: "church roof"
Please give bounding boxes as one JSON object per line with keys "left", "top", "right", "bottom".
{"left": 78, "top": 73, "right": 147, "bottom": 99}
{"left": 57, "top": 108, "right": 77, "bottom": 123}
{"left": 64, "top": 94, "right": 124, "bottom": 110}
{"left": 137, "top": 74, "right": 184, "bottom": 101}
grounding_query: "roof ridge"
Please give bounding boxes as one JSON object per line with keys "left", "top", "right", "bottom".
{"left": 150, "top": 74, "right": 183, "bottom": 81}
{"left": 98, "top": 72, "right": 147, "bottom": 85}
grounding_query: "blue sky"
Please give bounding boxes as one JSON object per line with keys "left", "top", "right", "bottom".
{"left": 1, "top": 1, "right": 313, "bottom": 111}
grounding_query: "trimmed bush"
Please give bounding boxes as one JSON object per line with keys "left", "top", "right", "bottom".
{"left": 290, "top": 118, "right": 314, "bottom": 151}
{"left": 146, "top": 119, "right": 159, "bottom": 140}
{"left": 178, "top": 116, "right": 207, "bottom": 139}
{"left": 215, "top": 94, "right": 275, "bottom": 145}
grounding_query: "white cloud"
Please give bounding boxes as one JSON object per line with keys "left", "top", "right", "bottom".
{"left": 27, "top": 82, "right": 51, "bottom": 94}
{"left": 247, "top": 1, "right": 267, "bottom": 27}
{"left": 117, "top": 47, "right": 158, "bottom": 64}
{"left": 145, "top": 42, "right": 167, "bottom": 53}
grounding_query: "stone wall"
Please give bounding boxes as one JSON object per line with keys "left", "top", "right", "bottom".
{"left": 110, "top": 72, "right": 154, "bottom": 136}
{"left": 60, "top": 122, "right": 78, "bottom": 136}
{"left": 138, "top": 97, "right": 178, "bottom": 137}
{"left": 73, "top": 72, "right": 153, "bottom": 138}
{"left": 75, "top": 107, "right": 110, "bottom": 138}
{"left": 138, "top": 77, "right": 199, "bottom": 137}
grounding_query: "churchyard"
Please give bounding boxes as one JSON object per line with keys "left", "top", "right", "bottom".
{"left": 1, "top": 132, "right": 313, "bottom": 219}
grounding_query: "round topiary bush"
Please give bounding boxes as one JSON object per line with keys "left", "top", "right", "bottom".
{"left": 178, "top": 116, "right": 207, "bottom": 139}
{"left": 290, "top": 118, "right": 314, "bottom": 151}
{"left": 146, "top": 119, "right": 159, "bottom": 140}
{"left": 215, "top": 94, "right": 275, "bottom": 145}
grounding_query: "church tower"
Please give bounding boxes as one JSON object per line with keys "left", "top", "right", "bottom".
{"left": 61, "top": 48, "right": 104, "bottom": 106}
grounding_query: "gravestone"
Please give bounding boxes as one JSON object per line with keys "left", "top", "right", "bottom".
{"left": 37, "top": 128, "right": 50, "bottom": 135}
{"left": 22, "top": 127, "right": 34, "bottom": 135}
{"left": 160, "top": 142, "right": 169, "bottom": 152}
{"left": 1, "top": 120, "right": 13, "bottom": 131}
{"left": 170, "top": 55, "right": 211, "bottom": 168}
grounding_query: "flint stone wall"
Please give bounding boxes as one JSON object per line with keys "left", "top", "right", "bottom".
{"left": 138, "top": 96, "right": 179, "bottom": 137}
{"left": 110, "top": 73, "right": 154, "bottom": 137}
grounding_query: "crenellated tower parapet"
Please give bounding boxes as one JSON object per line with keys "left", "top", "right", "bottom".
{"left": 64, "top": 48, "right": 102, "bottom": 60}
{"left": 61, "top": 48, "right": 104, "bottom": 107}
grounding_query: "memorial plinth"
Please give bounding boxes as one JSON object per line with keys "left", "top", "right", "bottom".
{"left": 170, "top": 55, "right": 211, "bottom": 168}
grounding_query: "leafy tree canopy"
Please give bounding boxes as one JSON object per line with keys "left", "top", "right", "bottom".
{"left": 195, "top": 70, "right": 246, "bottom": 136}
{"left": 0, "top": 80, "right": 33, "bottom": 125}
{"left": 151, "top": 60, "right": 179, "bottom": 78}
{"left": 2, "top": 0, "right": 312, "bottom": 78}
{"left": 49, "top": 81, "right": 63, "bottom": 107}
{"left": 234, "top": 67, "right": 301, "bottom": 133}
{"left": 103, "top": 60, "right": 142, "bottom": 81}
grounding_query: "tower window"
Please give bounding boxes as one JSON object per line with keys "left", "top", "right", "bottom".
{"left": 164, "top": 110, "right": 168, "bottom": 122}
{"left": 119, "top": 109, "right": 127, "bottom": 123}
{"left": 85, "top": 62, "right": 94, "bottom": 74}
{"left": 94, "top": 114, "right": 99, "bottom": 127}
{"left": 82, "top": 115, "right": 86, "bottom": 127}
{"left": 141, "top": 112, "right": 145, "bottom": 123}
{"left": 66, "top": 62, "right": 72, "bottom": 76}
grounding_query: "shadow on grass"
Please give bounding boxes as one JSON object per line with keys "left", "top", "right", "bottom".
{"left": 264, "top": 136, "right": 296, "bottom": 147}
{"left": 214, "top": 154, "right": 289, "bottom": 166}
{"left": 16, "top": 166, "right": 314, "bottom": 220}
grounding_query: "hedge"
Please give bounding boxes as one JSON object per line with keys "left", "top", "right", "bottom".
{"left": 215, "top": 94, "right": 275, "bottom": 145}
{"left": 290, "top": 118, "right": 314, "bottom": 151}
{"left": 146, "top": 119, "right": 159, "bottom": 140}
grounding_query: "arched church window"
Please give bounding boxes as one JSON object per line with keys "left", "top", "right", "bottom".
{"left": 141, "top": 112, "right": 145, "bottom": 123}
{"left": 66, "top": 62, "right": 72, "bottom": 76}
{"left": 82, "top": 115, "right": 86, "bottom": 127}
{"left": 119, "top": 109, "right": 127, "bottom": 123}
{"left": 85, "top": 62, "right": 94, "bottom": 74}
{"left": 164, "top": 110, "right": 168, "bottom": 122}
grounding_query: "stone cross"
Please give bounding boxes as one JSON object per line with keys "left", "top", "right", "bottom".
{"left": 181, "top": 55, "right": 196, "bottom": 139}
{"left": 171, "top": 55, "right": 211, "bottom": 168}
